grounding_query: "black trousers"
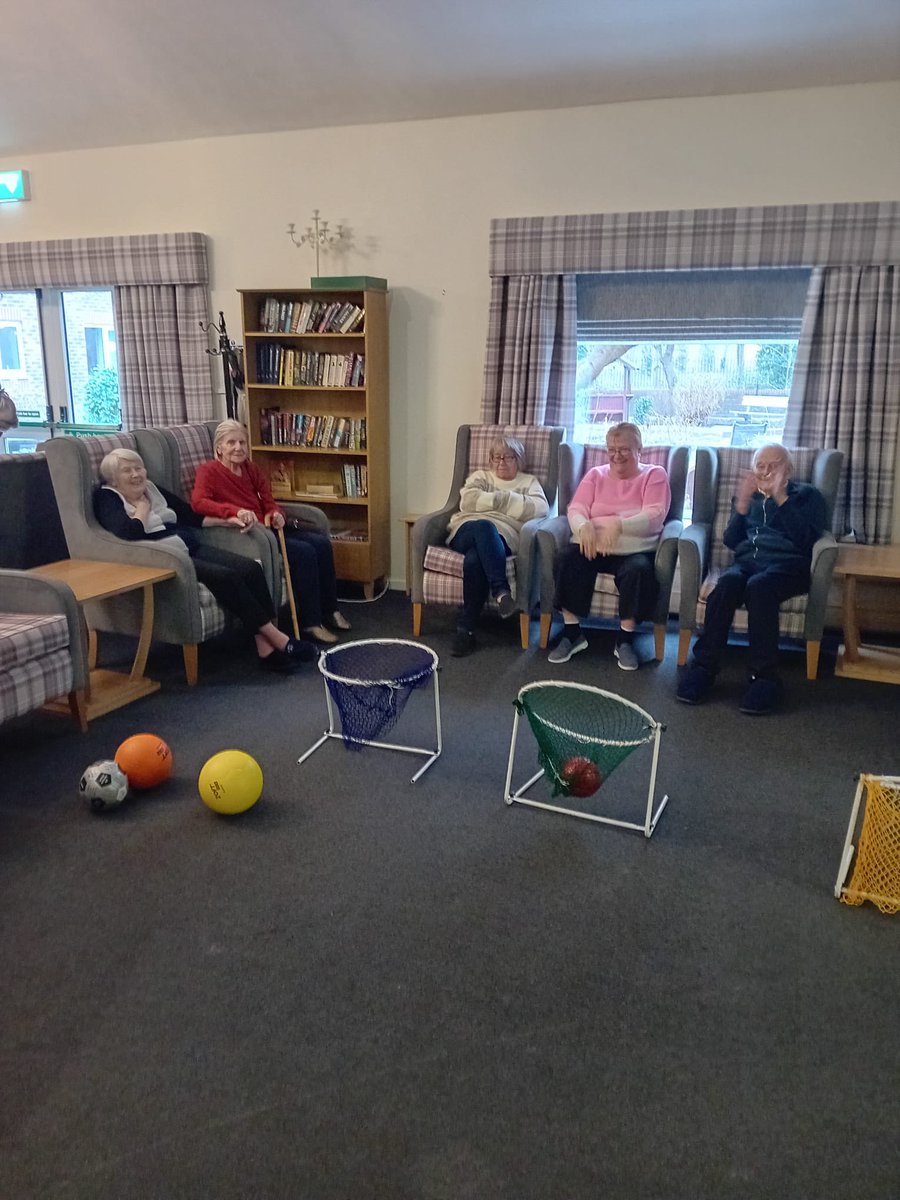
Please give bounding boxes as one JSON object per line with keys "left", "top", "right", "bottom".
{"left": 691, "top": 560, "right": 810, "bottom": 680}
{"left": 282, "top": 529, "right": 338, "bottom": 629}
{"left": 191, "top": 543, "right": 275, "bottom": 635}
{"left": 555, "top": 546, "right": 658, "bottom": 624}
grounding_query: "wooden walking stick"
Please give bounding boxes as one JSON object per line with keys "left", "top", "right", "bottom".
{"left": 268, "top": 516, "right": 300, "bottom": 639}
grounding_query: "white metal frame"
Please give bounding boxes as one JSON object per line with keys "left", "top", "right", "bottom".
{"left": 834, "top": 773, "right": 900, "bottom": 904}
{"left": 297, "top": 638, "right": 442, "bottom": 783}
{"left": 503, "top": 681, "right": 670, "bottom": 837}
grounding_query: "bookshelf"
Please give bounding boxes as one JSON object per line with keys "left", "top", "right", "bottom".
{"left": 239, "top": 287, "right": 390, "bottom": 597}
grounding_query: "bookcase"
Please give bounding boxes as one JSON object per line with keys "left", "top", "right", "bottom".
{"left": 239, "top": 287, "right": 389, "bottom": 597}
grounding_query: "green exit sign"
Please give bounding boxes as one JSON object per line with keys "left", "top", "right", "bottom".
{"left": 0, "top": 171, "right": 30, "bottom": 203}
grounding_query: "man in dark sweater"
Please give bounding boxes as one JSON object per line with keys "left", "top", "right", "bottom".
{"left": 677, "top": 444, "right": 827, "bottom": 714}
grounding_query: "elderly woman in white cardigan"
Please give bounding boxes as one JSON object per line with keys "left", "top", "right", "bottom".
{"left": 446, "top": 435, "right": 549, "bottom": 657}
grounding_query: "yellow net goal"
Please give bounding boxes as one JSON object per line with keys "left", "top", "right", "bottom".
{"left": 836, "top": 774, "right": 900, "bottom": 915}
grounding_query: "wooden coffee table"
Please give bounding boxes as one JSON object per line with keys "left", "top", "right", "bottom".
{"left": 29, "top": 558, "right": 176, "bottom": 719}
{"left": 835, "top": 544, "right": 900, "bottom": 685}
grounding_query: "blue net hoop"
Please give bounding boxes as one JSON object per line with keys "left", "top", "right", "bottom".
{"left": 318, "top": 638, "right": 438, "bottom": 749}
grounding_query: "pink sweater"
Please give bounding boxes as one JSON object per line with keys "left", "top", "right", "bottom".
{"left": 568, "top": 464, "right": 671, "bottom": 554}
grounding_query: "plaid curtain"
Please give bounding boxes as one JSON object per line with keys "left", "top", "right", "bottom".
{"left": 480, "top": 274, "right": 576, "bottom": 427}
{"left": 786, "top": 266, "right": 899, "bottom": 544}
{"left": 115, "top": 285, "right": 211, "bottom": 428}
{"left": 0, "top": 232, "right": 212, "bottom": 429}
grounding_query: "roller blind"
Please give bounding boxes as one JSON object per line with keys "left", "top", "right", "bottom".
{"left": 577, "top": 268, "right": 810, "bottom": 341}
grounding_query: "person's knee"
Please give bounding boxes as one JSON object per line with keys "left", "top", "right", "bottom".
{"left": 744, "top": 573, "right": 779, "bottom": 608}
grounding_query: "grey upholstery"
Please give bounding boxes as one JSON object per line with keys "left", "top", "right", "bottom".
{"left": 677, "top": 446, "right": 844, "bottom": 680}
{"left": 0, "top": 568, "right": 89, "bottom": 730}
{"left": 43, "top": 432, "right": 229, "bottom": 685}
{"left": 410, "top": 424, "right": 565, "bottom": 650}
{"left": 133, "top": 421, "right": 330, "bottom": 606}
{"left": 534, "top": 444, "right": 690, "bottom": 659}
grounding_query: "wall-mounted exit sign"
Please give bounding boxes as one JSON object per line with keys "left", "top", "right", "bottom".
{"left": 0, "top": 171, "right": 30, "bottom": 203}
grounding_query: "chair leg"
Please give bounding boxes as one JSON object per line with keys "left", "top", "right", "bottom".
{"left": 412, "top": 603, "right": 422, "bottom": 638}
{"left": 806, "top": 640, "right": 821, "bottom": 681}
{"left": 68, "top": 689, "right": 88, "bottom": 732}
{"left": 87, "top": 629, "right": 98, "bottom": 670}
{"left": 519, "top": 612, "right": 530, "bottom": 650}
{"left": 678, "top": 629, "right": 692, "bottom": 666}
{"left": 183, "top": 644, "right": 198, "bottom": 687}
{"left": 653, "top": 623, "right": 666, "bottom": 661}
{"left": 539, "top": 613, "right": 552, "bottom": 650}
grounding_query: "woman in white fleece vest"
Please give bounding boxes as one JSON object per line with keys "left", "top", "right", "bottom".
{"left": 446, "top": 436, "right": 549, "bottom": 657}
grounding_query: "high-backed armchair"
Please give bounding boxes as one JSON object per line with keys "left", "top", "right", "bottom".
{"left": 534, "top": 444, "right": 689, "bottom": 658}
{"left": 43, "top": 432, "right": 234, "bottom": 686}
{"left": 411, "top": 424, "right": 565, "bottom": 650}
{"left": 677, "top": 446, "right": 844, "bottom": 680}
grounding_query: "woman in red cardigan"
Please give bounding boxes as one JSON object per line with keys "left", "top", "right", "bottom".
{"left": 192, "top": 420, "right": 349, "bottom": 643}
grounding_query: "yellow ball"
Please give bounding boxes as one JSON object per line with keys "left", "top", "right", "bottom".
{"left": 198, "top": 750, "right": 263, "bottom": 815}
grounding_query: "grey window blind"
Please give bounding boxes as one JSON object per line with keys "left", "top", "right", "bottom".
{"left": 577, "top": 268, "right": 811, "bottom": 341}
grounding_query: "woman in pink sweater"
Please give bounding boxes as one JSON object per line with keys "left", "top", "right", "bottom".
{"left": 548, "top": 422, "right": 670, "bottom": 670}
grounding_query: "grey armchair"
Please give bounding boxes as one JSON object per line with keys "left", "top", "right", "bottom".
{"left": 534, "top": 443, "right": 690, "bottom": 659}
{"left": 133, "top": 421, "right": 330, "bottom": 607}
{"left": 0, "top": 568, "right": 89, "bottom": 731}
{"left": 677, "top": 446, "right": 844, "bottom": 680}
{"left": 43, "top": 432, "right": 230, "bottom": 686}
{"left": 410, "top": 424, "right": 565, "bottom": 650}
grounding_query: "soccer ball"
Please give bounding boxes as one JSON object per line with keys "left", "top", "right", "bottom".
{"left": 79, "top": 760, "right": 129, "bottom": 813}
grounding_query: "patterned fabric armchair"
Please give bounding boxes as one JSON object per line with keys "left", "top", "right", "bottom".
{"left": 534, "top": 444, "right": 690, "bottom": 658}
{"left": 43, "top": 431, "right": 232, "bottom": 686}
{"left": 677, "top": 446, "right": 844, "bottom": 680}
{"left": 0, "top": 568, "right": 89, "bottom": 731}
{"left": 132, "top": 421, "right": 328, "bottom": 607}
{"left": 411, "top": 424, "right": 565, "bottom": 650}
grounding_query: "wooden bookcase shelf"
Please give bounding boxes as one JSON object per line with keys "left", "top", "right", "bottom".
{"left": 239, "top": 287, "right": 390, "bottom": 596}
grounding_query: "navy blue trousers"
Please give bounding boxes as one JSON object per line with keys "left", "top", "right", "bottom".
{"left": 448, "top": 520, "right": 511, "bottom": 632}
{"left": 692, "top": 560, "right": 810, "bottom": 679}
{"left": 282, "top": 529, "right": 338, "bottom": 629}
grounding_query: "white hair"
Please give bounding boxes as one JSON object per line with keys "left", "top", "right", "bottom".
{"left": 99, "top": 447, "right": 144, "bottom": 484}
{"left": 213, "top": 419, "right": 248, "bottom": 456}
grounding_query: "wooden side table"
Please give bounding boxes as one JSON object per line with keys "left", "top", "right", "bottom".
{"left": 834, "top": 544, "right": 900, "bottom": 685}
{"left": 29, "top": 559, "right": 176, "bottom": 719}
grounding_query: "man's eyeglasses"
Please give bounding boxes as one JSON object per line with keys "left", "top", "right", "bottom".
{"left": 490, "top": 453, "right": 518, "bottom": 465}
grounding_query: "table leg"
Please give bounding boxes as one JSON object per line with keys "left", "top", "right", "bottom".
{"left": 130, "top": 583, "right": 154, "bottom": 681}
{"left": 843, "top": 573, "right": 860, "bottom": 662}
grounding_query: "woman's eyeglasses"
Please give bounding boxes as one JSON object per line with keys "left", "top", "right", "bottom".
{"left": 490, "top": 454, "right": 518, "bottom": 465}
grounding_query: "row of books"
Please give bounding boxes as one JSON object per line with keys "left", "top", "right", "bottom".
{"left": 330, "top": 529, "right": 368, "bottom": 542}
{"left": 342, "top": 464, "right": 368, "bottom": 498}
{"left": 259, "top": 409, "right": 367, "bottom": 450}
{"left": 257, "top": 297, "right": 365, "bottom": 335}
{"left": 255, "top": 346, "right": 365, "bottom": 388}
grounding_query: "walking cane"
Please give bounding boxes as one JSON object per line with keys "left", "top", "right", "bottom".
{"left": 268, "top": 516, "right": 300, "bottom": 639}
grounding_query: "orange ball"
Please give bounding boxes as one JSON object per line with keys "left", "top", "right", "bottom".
{"left": 115, "top": 734, "right": 173, "bottom": 790}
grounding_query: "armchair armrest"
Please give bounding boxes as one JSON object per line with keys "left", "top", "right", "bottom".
{"left": 654, "top": 518, "right": 684, "bottom": 579}
{"left": 278, "top": 501, "right": 330, "bottom": 536}
{"left": 534, "top": 515, "right": 572, "bottom": 614}
{"left": 805, "top": 533, "right": 838, "bottom": 641}
{"left": 0, "top": 569, "right": 89, "bottom": 690}
{"left": 677, "top": 522, "right": 711, "bottom": 628}
{"left": 410, "top": 506, "right": 457, "bottom": 602}
{"left": 515, "top": 517, "right": 547, "bottom": 612}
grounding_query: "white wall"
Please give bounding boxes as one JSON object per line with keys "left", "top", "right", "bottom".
{"left": 2, "top": 81, "right": 899, "bottom": 582}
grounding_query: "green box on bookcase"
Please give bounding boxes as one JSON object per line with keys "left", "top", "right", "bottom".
{"left": 311, "top": 276, "right": 388, "bottom": 291}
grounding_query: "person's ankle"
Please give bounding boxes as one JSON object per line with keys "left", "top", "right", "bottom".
{"left": 618, "top": 627, "right": 635, "bottom": 644}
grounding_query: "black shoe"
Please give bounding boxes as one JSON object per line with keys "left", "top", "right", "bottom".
{"left": 739, "top": 675, "right": 784, "bottom": 715}
{"left": 259, "top": 649, "right": 299, "bottom": 673}
{"left": 677, "top": 663, "right": 715, "bottom": 705}
{"left": 284, "top": 637, "right": 319, "bottom": 665}
{"left": 451, "top": 630, "right": 476, "bottom": 658}
{"left": 496, "top": 592, "right": 517, "bottom": 619}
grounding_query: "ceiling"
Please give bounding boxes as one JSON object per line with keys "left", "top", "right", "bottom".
{"left": 4, "top": 0, "right": 899, "bottom": 158}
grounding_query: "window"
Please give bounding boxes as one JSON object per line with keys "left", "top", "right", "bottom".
{"left": 575, "top": 268, "right": 808, "bottom": 449}
{"left": 575, "top": 338, "right": 798, "bottom": 449}
{"left": 0, "top": 289, "right": 121, "bottom": 428}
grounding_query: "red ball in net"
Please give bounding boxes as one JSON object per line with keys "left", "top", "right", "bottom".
{"left": 115, "top": 734, "right": 173, "bottom": 790}
{"left": 560, "top": 756, "right": 602, "bottom": 798}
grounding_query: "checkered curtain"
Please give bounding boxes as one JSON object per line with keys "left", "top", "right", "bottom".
{"left": 480, "top": 274, "right": 576, "bottom": 428}
{"left": 785, "top": 266, "right": 899, "bottom": 544}
{"left": 0, "top": 232, "right": 212, "bottom": 430}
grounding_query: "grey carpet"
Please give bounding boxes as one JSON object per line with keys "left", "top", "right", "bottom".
{"left": 2, "top": 592, "right": 899, "bottom": 1199}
